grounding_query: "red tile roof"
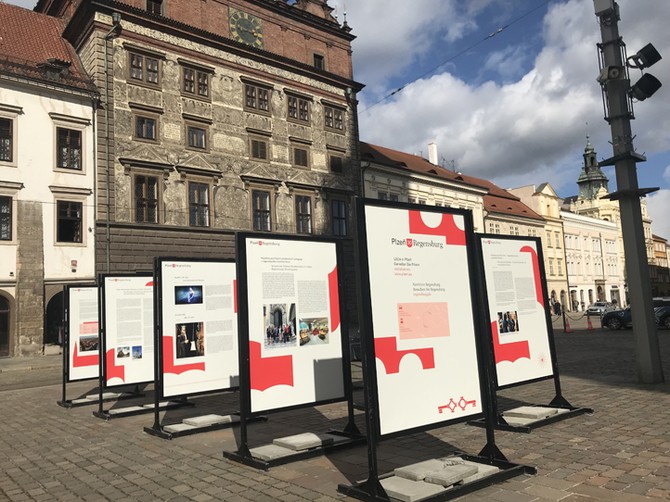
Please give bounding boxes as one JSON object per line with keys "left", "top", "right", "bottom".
{"left": 360, "top": 141, "right": 544, "bottom": 222}
{"left": 0, "top": 2, "right": 97, "bottom": 94}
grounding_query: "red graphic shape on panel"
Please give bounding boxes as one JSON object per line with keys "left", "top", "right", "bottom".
{"left": 233, "top": 280, "right": 238, "bottom": 314}
{"left": 106, "top": 349, "right": 125, "bottom": 382}
{"left": 145, "top": 281, "right": 154, "bottom": 287}
{"left": 328, "top": 266, "right": 340, "bottom": 331}
{"left": 438, "top": 396, "right": 477, "bottom": 413}
{"left": 249, "top": 341, "right": 294, "bottom": 391}
{"left": 374, "top": 337, "right": 435, "bottom": 374}
{"left": 72, "top": 345, "right": 98, "bottom": 368}
{"left": 491, "top": 320, "right": 530, "bottom": 364}
{"left": 162, "top": 336, "right": 205, "bottom": 375}
{"left": 408, "top": 211, "right": 466, "bottom": 246}
{"left": 520, "top": 245, "right": 543, "bottom": 305}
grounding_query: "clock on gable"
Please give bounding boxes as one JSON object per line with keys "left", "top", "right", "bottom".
{"left": 229, "top": 8, "right": 264, "bottom": 49}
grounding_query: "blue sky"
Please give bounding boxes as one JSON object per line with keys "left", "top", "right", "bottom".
{"left": 328, "top": 0, "right": 670, "bottom": 237}
{"left": 7, "top": 0, "right": 670, "bottom": 237}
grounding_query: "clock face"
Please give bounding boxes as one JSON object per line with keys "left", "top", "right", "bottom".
{"left": 229, "top": 9, "right": 264, "bottom": 49}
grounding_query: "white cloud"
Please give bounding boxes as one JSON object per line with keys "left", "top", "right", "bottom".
{"left": 346, "top": 0, "right": 670, "bottom": 198}
{"left": 329, "top": 0, "right": 500, "bottom": 94}
{"left": 647, "top": 190, "right": 670, "bottom": 239}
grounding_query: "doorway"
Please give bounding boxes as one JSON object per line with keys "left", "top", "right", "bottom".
{"left": 0, "top": 295, "right": 9, "bottom": 356}
{"left": 45, "top": 292, "right": 64, "bottom": 346}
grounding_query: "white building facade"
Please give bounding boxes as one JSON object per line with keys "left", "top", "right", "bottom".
{"left": 561, "top": 210, "right": 625, "bottom": 310}
{"left": 0, "top": 3, "right": 98, "bottom": 356}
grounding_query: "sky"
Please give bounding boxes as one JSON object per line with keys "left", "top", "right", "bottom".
{"left": 327, "top": 0, "right": 670, "bottom": 238}
{"left": 5, "top": 0, "right": 670, "bottom": 237}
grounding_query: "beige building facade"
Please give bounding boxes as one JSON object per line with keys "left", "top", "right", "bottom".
{"left": 508, "top": 183, "right": 570, "bottom": 309}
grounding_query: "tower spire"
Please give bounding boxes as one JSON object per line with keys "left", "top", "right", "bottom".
{"left": 577, "top": 136, "right": 609, "bottom": 200}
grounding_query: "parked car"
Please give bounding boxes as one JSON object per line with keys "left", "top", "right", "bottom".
{"left": 601, "top": 307, "right": 632, "bottom": 330}
{"left": 587, "top": 301, "right": 613, "bottom": 315}
{"left": 653, "top": 297, "right": 670, "bottom": 308}
{"left": 655, "top": 306, "right": 670, "bottom": 329}
{"left": 604, "top": 301, "right": 670, "bottom": 330}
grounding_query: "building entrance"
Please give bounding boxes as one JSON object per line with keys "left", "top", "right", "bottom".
{"left": 0, "top": 296, "right": 9, "bottom": 356}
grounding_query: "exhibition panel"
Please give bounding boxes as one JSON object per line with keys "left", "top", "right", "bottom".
{"left": 156, "top": 259, "right": 238, "bottom": 398}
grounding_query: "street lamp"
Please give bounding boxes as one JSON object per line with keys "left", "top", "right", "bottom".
{"left": 593, "top": 0, "right": 664, "bottom": 384}
{"left": 629, "top": 74, "right": 662, "bottom": 101}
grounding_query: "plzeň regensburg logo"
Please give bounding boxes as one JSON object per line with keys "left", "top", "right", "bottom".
{"left": 391, "top": 237, "right": 444, "bottom": 249}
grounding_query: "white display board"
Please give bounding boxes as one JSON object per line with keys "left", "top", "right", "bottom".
{"left": 480, "top": 236, "right": 554, "bottom": 387}
{"left": 158, "top": 260, "right": 238, "bottom": 398}
{"left": 364, "top": 204, "right": 483, "bottom": 436}
{"left": 67, "top": 286, "right": 99, "bottom": 382}
{"left": 103, "top": 275, "right": 154, "bottom": 387}
{"left": 243, "top": 237, "right": 344, "bottom": 413}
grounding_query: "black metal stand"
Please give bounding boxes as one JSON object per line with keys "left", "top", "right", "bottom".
{"left": 224, "top": 430, "right": 366, "bottom": 470}
{"left": 144, "top": 414, "right": 241, "bottom": 440}
{"left": 467, "top": 234, "right": 594, "bottom": 433}
{"left": 93, "top": 398, "right": 191, "bottom": 420}
{"left": 338, "top": 455, "right": 536, "bottom": 502}
{"left": 58, "top": 388, "right": 142, "bottom": 409}
{"left": 337, "top": 200, "right": 535, "bottom": 502}
{"left": 468, "top": 402, "right": 594, "bottom": 433}
{"left": 223, "top": 235, "right": 364, "bottom": 470}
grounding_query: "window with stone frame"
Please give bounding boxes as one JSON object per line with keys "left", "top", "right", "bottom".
{"left": 0, "top": 118, "right": 12, "bottom": 163}
{"left": 329, "top": 153, "right": 343, "bottom": 173}
{"left": 134, "top": 174, "right": 159, "bottom": 224}
{"left": 324, "top": 105, "right": 344, "bottom": 133}
{"left": 56, "top": 200, "right": 83, "bottom": 243}
{"left": 56, "top": 127, "right": 82, "bottom": 170}
{"left": 147, "top": 0, "right": 163, "bottom": 15}
{"left": 0, "top": 196, "right": 11, "bottom": 241}
{"left": 249, "top": 136, "right": 269, "bottom": 161}
{"left": 292, "top": 145, "right": 309, "bottom": 168}
{"left": 331, "top": 198, "right": 347, "bottom": 237}
{"left": 378, "top": 192, "right": 388, "bottom": 201}
{"left": 188, "top": 181, "right": 210, "bottom": 227}
{"left": 287, "top": 95, "right": 310, "bottom": 124}
{"left": 244, "top": 83, "right": 270, "bottom": 114}
{"left": 128, "top": 52, "right": 160, "bottom": 86}
{"left": 252, "top": 189, "right": 272, "bottom": 231}
{"left": 187, "top": 124, "right": 208, "bottom": 151}
{"left": 182, "top": 67, "right": 210, "bottom": 99}
{"left": 295, "top": 194, "right": 312, "bottom": 234}
{"left": 134, "top": 114, "right": 158, "bottom": 141}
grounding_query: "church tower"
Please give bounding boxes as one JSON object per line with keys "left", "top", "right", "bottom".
{"left": 576, "top": 136, "right": 609, "bottom": 200}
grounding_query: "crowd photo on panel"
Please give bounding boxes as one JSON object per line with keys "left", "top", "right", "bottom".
{"left": 498, "top": 311, "right": 520, "bottom": 333}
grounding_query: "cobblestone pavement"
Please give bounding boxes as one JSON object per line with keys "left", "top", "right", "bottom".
{"left": 2, "top": 327, "right": 670, "bottom": 501}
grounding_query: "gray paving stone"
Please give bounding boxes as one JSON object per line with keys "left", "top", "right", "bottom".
{"left": 272, "top": 432, "right": 347, "bottom": 451}
{"left": 503, "top": 406, "right": 558, "bottom": 419}
{"left": 424, "top": 464, "right": 479, "bottom": 486}
{"left": 394, "top": 459, "right": 450, "bottom": 481}
{"left": 380, "top": 476, "right": 449, "bottom": 502}
{"left": 107, "top": 405, "right": 146, "bottom": 414}
{"left": 503, "top": 415, "right": 540, "bottom": 426}
{"left": 459, "top": 460, "right": 502, "bottom": 483}
{"left": 249, "top": 444, "right": 297, "bottom": 461}
{"left": 163, "top": 423, "right": 199, "bottom": 433}
{"left": 182, "top": 414, "right": 233, "bottom": 426}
